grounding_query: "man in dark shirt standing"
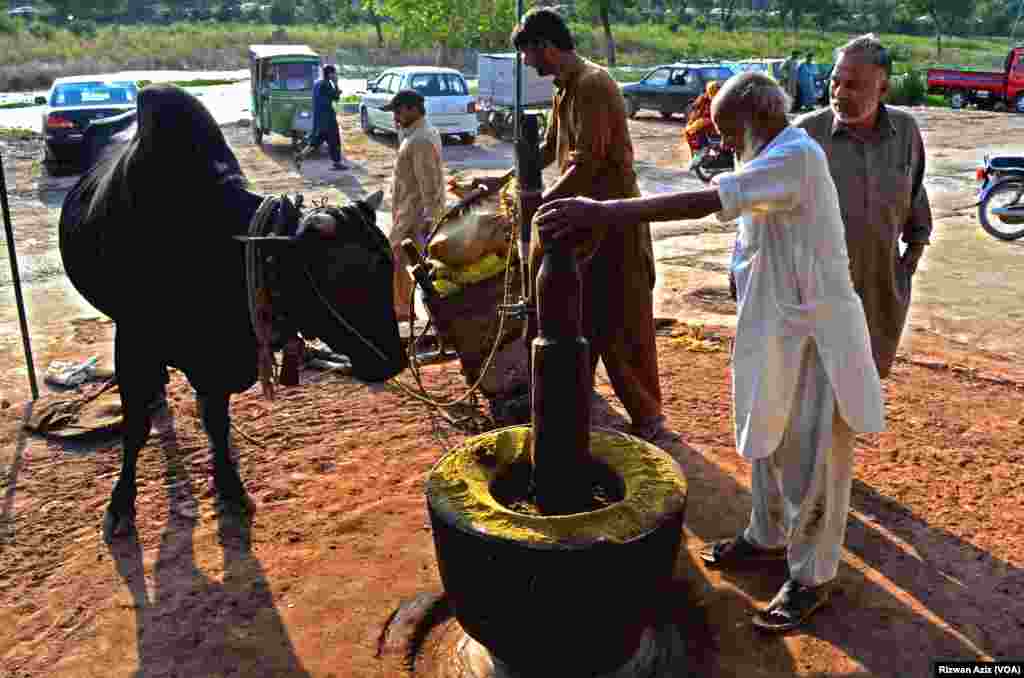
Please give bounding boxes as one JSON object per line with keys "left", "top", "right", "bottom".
{"left": 797, "top": 34, "right": 933, "bottom": 378}
{"left": 297, "top": 64, "right": 348, "bottom": 170}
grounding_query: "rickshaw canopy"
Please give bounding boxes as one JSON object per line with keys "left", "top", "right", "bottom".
{"left": 248, "top": 44, "right": 320, "bottom": 62}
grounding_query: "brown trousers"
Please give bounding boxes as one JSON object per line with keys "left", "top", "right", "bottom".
{"left": 529, "top": 216, "right": 663, "bottom": 426}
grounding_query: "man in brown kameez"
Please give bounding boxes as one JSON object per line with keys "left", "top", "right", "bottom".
{"left": 797, "top": 34, "right": 933, "bottom": 378}
{"left": 510, "top": 8, "right": 664, "bottom": 439}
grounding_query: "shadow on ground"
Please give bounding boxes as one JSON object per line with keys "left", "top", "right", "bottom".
{"left": 105, "top": 410, "right": 310, "bottom": 677}
{"left": 590, "top": 389, "right": 1004, "bottom": 675}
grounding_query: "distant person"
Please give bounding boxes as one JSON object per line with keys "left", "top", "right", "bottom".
{"left": 797, "top": 34, "right": 933, "bottom": 378}
{"left": 297, "top": 64, "right": 348, "bottom": 170}
{"left": 798, "top": 52, "right": 817, "bottom": 111}
{"left": 384, "top": 89, "right": 446, "bottom": 321}
{"left": 780, "top": 50, "right": 800, "bottom": 108}
{"left": 684, "top": 80, "right": 722, "bottom": 169}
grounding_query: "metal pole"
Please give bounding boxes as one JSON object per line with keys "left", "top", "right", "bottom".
{"left": 0, "top": 150, "right": 39, "bottom": 400}
{"left": 514, "top": 0, "right": 523, "bottom": 142}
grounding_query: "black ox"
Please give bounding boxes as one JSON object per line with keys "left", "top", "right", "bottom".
{"left": 58, "top": 85, "right": 405, "bottom": 542}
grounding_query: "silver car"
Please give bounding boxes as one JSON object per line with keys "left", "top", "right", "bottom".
{"left": 359, "top": 67, "right": 479, "bottom": 144}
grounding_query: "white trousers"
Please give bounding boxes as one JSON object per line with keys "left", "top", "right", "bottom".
{"left": 743, "top": 342, "right": 856, "bottom": 587}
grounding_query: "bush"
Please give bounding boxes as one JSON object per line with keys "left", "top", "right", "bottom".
{"left": 68, "top": 19, "right": 98, "bottom": 38}
{"left": 888, "top": 70, "right": 926, "bottom": 106}
{"left": 269, "top": 0, "right": 296, "bottom": 25}
{"left": 0, "top": 14, "right": 20, "bottom": 34}
{"left": 28, "top": 21, "right": 57, "bottom": 39}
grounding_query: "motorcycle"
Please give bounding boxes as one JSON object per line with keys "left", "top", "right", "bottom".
{"left": 976, "top": 155, "right": 1024, "bottom": 241}
{"left": 690, "top": 135, "right": 735, "bottom": 184}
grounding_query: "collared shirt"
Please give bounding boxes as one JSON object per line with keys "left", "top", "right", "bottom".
{"left": 796, "top": 105, "right": 933, "bottom": 377}
{"left": 717, "top": 126, "right": 885, "bottom": 460}
{"left": 539, "top": 56, "right": 654, "bottom": 274}
{"left": 390, "top": 116, "right": 445, "bottom": 246}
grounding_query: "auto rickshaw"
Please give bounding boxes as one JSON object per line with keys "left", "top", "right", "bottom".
{"left": 248, "top": 44, "right": 321, "bottom": 148}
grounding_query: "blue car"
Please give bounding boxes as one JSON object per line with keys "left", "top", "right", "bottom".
{"left": 620, "top": 62, "right": 736, "bottom": 120}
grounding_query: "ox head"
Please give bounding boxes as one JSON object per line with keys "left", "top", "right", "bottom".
{"left": 237, "top": 190, "right": 407, "bottom": 382}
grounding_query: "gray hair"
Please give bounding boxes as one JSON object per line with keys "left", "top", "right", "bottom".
{"left": 714, "top": 71, "right": 790, "bottom": 120}
{"left": 835, "top": 33, "right": 892, "bottom": 77}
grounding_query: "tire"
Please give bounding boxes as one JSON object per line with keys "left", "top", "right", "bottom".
{"left": 660, "top": 111, "right": 674, "bottom": 120}
{"left": 460, "top": 133, "right": 476, "bottom": 145}
{"left": 978, "top": 179, "right": 1024, "bottom": 241}
{"left": 949, "top": 90, "right": 965, "bottom": 110}
{"left": 252, "top": 124, "right": 263, "bottom": 146}
{"left": 624, "top": 96, "right": 637, "bottom": 119}
{"left": 360, "top": 107, "right": 374, "bottom": 135}
{"left": 694, "top": 163, "right": 714, "bottom": 183}
{"left": 1015, "top": 94, "right": 1024, "bottom": 114}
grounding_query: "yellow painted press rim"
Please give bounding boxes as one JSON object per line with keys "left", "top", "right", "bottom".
{"left": 426, "top": 426, "right": 688, "bottom": 547}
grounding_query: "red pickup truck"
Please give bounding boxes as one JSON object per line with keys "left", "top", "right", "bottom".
{"left": 927, "top": 46, "right": 1024, "bottom": 112}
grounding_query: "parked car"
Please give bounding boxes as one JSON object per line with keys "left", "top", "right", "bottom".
{"left": 620, "top": 62, "right": 737, "bottom": 120}
{"left": 360, "top": 67, "right": 479, "bottom": 144}
{"left": 927, "top": 46, "right": 1024, "bottom": 112}
{"left": 81, "top": 108, "right": 137, "bottom": 171}
{"left": 38, "top": 76, "right": 138, "bottom": 174}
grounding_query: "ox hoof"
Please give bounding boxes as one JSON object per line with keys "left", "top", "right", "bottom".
{"left": 102, "top": 506, "right": 137, "bottom": 543}
{"left": 213, "top": 465, "right": 253, "bottom": 513}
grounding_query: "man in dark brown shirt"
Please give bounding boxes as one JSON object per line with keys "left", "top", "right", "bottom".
{"left": 797, "top": 34, "right": 933, "bottom": 378}
{"left": 511, "top": 8, "right": 664, "bottom": 439}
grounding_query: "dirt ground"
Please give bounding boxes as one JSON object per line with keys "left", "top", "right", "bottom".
{"left": 1, "top": 108, "right": 1023, "bottom": 677}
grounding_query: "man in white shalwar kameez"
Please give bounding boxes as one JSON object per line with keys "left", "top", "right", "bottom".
{"left": 533, "top": 71, "right": 885, "bottom": 632}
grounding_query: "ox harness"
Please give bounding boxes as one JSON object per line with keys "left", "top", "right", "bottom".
{"left": 242, "top": 194, "right": 392, "bottom": 399}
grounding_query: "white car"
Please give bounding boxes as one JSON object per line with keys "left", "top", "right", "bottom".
{"left": 360, "top": 67, "right": 479, "bottom": 144}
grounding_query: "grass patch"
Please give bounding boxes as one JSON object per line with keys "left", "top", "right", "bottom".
{"left": 136, "top": 77, "right": 244, "bottom": 89}
{"left": 0, "top": 101, "right": 36, "bottom": 109}
{"left": 0, "top": 127, "right": 40, "bottom": 140}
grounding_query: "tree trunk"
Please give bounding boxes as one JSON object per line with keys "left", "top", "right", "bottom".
{"left": 369, "top": 8, "right": 384, "bottom": 48}
{"left": 600, "top": 2, "right": 616, "bottom": 67}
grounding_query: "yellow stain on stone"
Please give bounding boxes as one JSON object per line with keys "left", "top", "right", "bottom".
{"left": 426, "top": 426, "right": 688, "bottom": 546}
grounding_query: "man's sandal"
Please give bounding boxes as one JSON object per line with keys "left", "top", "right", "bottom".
{"left": 752, "top": 579, "right": 834, "bottom": 633}
{"left": 699, "top": 534, "right": 787, "bottom": 568}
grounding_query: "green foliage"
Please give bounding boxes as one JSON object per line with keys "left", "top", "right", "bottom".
{"left": 269, "top": 0, "right": 297, "bottom": 25}
{"left": 0, "top": 14, "right": 21, "bottom": 34}
{"left": 68, "top": 19, "right": 98, "bottom": 37}
{"left": 30, "top": 18, "right": 60, "bottom": 39}
{"left": 379, "top": 0, "right": 515, "bottom": 49}
{"left": 887, "top": 70, "right": 927, "bottom": 106}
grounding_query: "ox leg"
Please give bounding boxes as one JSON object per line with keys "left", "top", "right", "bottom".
{"left": 104, "top": 399, "right": 153, "bottom": 542}
{"left": 198, "top": 392, "right": 249, "bottom": 508}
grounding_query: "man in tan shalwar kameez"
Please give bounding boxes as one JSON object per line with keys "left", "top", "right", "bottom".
{"left": 385, "top": 89, "right": 447, "bottom": 321}
{"left": 510, "top": 8, "right": 664, "bottom": 440}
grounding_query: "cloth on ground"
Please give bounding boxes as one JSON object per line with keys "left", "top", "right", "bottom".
{"left": 24, "top": 379, "right": 125, "bottom": 439}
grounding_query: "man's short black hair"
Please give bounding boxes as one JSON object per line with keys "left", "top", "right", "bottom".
{"left": 323, "top": 64, "right": 337, "bottom": 77}
{"left": 511, "top": 8, "right": 574, "bottom": 52}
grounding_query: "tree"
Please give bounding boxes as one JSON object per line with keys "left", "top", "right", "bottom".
{"left": 907, "top": 0, "right": 977, "bottom": 59}
{"left": 380, "top": 0, "right": 516, "bottom": 64}
{"left": 358, "top": 0, "right": 387, "bottom": 48}
{"left": 576, "top": 0, "right": 637, "bottom": 67}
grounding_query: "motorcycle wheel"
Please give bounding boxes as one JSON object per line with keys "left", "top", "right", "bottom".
{"left": 979, "top": 179, "right": 1024, "bottom": 241}
{"left": 694, "top": 162, "right": 716, "bottom": 184}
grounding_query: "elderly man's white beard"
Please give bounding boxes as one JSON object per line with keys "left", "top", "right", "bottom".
{"left": 734, "top": 125, "right": 766, "bottom": 170}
